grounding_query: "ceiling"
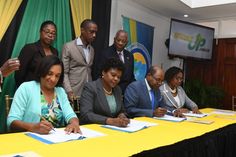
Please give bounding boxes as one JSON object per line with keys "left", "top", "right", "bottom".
{"left": 132, "top": 0, "right": 236, "bottom": 22}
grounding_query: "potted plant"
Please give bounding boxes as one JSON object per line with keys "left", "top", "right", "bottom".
{"left": 184, "top": 79, "right": 224, "bottom": 109}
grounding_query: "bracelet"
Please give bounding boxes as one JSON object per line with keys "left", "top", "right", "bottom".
{"left": 0, "top": 69, "right": 3, "bottom": 84}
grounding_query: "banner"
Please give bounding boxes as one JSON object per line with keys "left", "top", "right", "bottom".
{"left": 122, "top": 16, "right": 154, "bottom": 80}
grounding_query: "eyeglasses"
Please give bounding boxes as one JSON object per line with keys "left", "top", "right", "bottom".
{"left": 174, "top": 76, "right": 184, "bottom": 81}
{"left": 152, "top": 75, "right": 163, "bottom": 85}
{"left": 42, "top": 29, "right": 56, "bottom": 37}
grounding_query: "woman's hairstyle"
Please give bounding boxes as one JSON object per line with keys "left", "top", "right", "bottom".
{"left": 101, "top": 58, "right": 125, "bottom": 74}
{"left": 164, "top": 66, "right": 183, "bottom": 83}
{"left": 40, "top": 20, "right": 57, "bottom": 32}
{"left": 35, "top": 55, "right": 64, "bottom": 87}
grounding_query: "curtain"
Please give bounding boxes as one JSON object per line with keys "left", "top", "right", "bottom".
{"left": 70, "top": 0, "right": 92, "bottom": 37}
{"left": 0, "top": 0, "right": 22, "bottom": 41}
{"left": 91, "top": 0, "right": 111, "bottom": 80}
{"left": 0, "top": 0, "right": 73, "bottom": 133}
{"left": 0, "top": 0, "right": 27, "bottom": 66}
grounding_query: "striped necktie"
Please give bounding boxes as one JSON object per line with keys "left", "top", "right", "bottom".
{"left": 118, "top": 52, "right": 124, "bottom": 63}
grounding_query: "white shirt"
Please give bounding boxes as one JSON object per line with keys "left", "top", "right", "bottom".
{"left": 145, "top": 79, "right": 153, "bottom": 102}
{"left": 173, "top": 94, "right": 181, "bottom": 108}
{"left": 76, "top": 37, "right": 91, "bottom": 82}
{"left": 76, "top": 38, "right": 91, "bottom": 63}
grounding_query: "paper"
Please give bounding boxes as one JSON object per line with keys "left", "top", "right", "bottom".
{"left": 214, "top": 115, "right": 236, "bottom": 120}
{"left": 154, "top": 115, "right": 186, "bottom": 122}
{"left": 183, "top": 111, "right": 207, "bottom": 118}
{"left": 211, "top": 109, "right": 236, "bottom": 116}
{"left": 187, "top": 119, "right": 214, "bottom": 124}
{"left": 26, "top": 126, "right": 105, "bottom": 144}
{"left": 0, "top": 151, "right": 41, "bottom": 157}
{"left": 102, "top": 119, "right": 157, "bottom": 133}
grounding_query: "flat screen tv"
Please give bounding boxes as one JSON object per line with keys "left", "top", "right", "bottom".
{"left": 168, "top": 18, "right": 215, "bottom": 60}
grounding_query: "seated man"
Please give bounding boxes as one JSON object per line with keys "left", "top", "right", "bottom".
{"left": 124, "top": 65, "right": 167, "bottom": 118}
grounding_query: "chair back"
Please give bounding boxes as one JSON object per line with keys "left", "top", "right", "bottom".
{"left": 70, "top": 96, "right": 80, "bottom": 116}
{"left": 5, "top": 95, "right": 13, "bottom": 115}
{"left": 232, "top": 96, "right": 236, "bottom": 111}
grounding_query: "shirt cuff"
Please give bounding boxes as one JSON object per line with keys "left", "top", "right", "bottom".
{"left": 0, "top": 69, "right": 3, "bottom": 83}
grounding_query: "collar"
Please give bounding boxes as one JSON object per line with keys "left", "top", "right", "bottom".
{"left": 117, "top": 50, "right": 124, "bottom": 55}
{"left": 76, "top": 37, "right": 90, "bottom": 49}
{"left": 145, "top": 79, "right": 152, "bottom": 92}
{"left": 76, "top": 37, "right": 83, "bottom": 46}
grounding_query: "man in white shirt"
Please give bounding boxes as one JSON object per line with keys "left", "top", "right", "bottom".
{"left": 62, "top": 19, "right": 98, "bottom": 101}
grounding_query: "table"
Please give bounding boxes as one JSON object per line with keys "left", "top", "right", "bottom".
{"left": 1, "top": 108, "right": 236, "bottom": 157}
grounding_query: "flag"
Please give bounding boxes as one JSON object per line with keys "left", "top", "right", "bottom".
{"left": 122, "top": 16, "right": 154, "bottom": 80}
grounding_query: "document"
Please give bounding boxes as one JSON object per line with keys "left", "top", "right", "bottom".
{"left": 187, "top": 118, "right": 214, "bottom": 124}
{"left": 102, "top": 119, "right": 157, "bottom": 133}
{"left": 26, "top": 126, "right": 105, "bottom": 144}
{"left": 154, "top": 115, "right": 186, "bottom": 122}
{"left": 0, "top": 151, "right": 41, "bottom": 157}
{"left": 211, "top": 109, "right": 236, "bottom": 116}
{"left": 183, "top": 111, "right": 207, "bottom": 118}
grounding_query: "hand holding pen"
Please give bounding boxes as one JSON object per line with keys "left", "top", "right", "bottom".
{"left": 30, "top": 114, "right": 56, "bottom": 134}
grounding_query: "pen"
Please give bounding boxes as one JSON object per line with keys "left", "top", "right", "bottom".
{"left": 38, "top": 114, "right": 56, "bottom": 131}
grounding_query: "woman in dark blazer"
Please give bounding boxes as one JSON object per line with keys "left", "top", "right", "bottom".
{"left": 15, "top": 20, "right": 58, "bottom": 88}
{"left": 80, "top": 58, "right": 129, "bottom": 127}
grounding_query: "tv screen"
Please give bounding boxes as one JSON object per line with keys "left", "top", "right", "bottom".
{"left": 168, "top": 18, "right": 215, "bottom": 60}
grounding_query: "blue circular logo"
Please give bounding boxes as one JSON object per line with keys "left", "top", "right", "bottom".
{"left": 127, "top": 42, "right": 151, "bottom": 80}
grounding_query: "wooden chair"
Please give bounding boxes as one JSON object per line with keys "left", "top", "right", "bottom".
{"left": 5, "top": 95, "right": 13, "bottom": 115}
{"left": 70, "top": 96, "right": 80, "bottom": 116}
{"left": 232, "top": 96, "right": 236, "bottom": 111}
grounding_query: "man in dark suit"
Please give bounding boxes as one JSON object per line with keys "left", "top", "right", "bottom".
{"left": 95, "top": 30, "right": 135, "bottom": 94}
{"left": 124, "top": 65, "right": 167, "bottom": 118}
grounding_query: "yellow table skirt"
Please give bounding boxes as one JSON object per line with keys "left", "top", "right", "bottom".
{"left": 0, "top": 108, "right": 236, "bottom": 157}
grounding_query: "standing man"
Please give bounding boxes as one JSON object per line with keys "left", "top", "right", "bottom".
{"left": 0, "top": 58, "right": 20, "bottom": 92}
{"left": 124, "top": 65, "right": 167, "bottom": 118}
{"left": 96, "top": 30, "right": 135, "bottom": 94}
{"left": 62, "top": 19, "right": 98, "bottom": 101}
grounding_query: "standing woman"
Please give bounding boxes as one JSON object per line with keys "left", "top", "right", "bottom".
{"left": 15, "top": 20, "right": 58, "bottom": 88}
{"left": 160, "top": 66, "right": 201, "bottom": 117}
{"left": 80, "top": 58, "right": 130, "bottom": 127}
{"left": 8, "top": 56, "right": 81, "bottom": 134}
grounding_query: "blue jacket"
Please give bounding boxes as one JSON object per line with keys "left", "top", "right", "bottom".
{"left": 124, "top": 80, "right": 165, "bottom": 117}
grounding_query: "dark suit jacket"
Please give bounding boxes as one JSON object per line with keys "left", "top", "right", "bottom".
{"left": 124, "top": 80, "right": 165, "bottom": 118}
{"left": 15, "top": 41, "right": 58, "bottom": 88}
{"left": 80, "top": 78, "right": 125, "bottom": 125}
{"left": 95, "top": 44, "right": 135, "bottom": 93}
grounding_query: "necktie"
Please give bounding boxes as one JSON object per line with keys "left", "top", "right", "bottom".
{"left": 150, "top": 90, "right": 155, "bottom": 110}
{"left": 118, "top": 52, "right": 124, "bottom": 63}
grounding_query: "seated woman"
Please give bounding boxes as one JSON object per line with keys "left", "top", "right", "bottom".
{"left": 159, "top": 66, "right": 201, "bottom": 117}
{"left": 7, "top": 56, "right": 81, "bottom": 134}
{"left": 80, "top": 58, "right": 130, "bottom": 127}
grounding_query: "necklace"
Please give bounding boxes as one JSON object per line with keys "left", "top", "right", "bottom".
{"left": 103, "top": 87, "right": 112, "bottom": 95}
{"left": 169, "top": 87, "right": 177, "bottom": 94}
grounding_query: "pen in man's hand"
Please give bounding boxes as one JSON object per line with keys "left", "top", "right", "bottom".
{"left": 38, "top": 114, "right": 56, "bottom": 132}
